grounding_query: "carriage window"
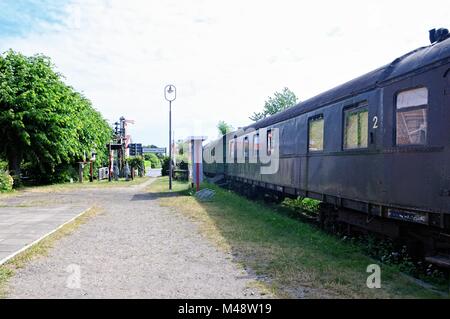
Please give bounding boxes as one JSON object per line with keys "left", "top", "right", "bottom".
{"left": 244, "top": 137, "right": 249, "bottom": 160}
{"left": 396, "top": 87, "right": 428, "bottom": 145}
{"left": 308, "top": 116, "right": 324, "bottom": 152}
{"left": 267, "top": 130, "right": 274, "bottom": 155}
{"left": 253, "top": 134, "right": 260, "bottom": 156}
{"left": 344, "top": 104, "right": 368, "bottom": 150}
{"left": 211, "top": 147, "right": 215, "bottom": 157}
{"left": 229, "top": 140, "right": 235, "bottom": 158}
{"left": 236, "top": 138, "right": 242, "bottom": 157}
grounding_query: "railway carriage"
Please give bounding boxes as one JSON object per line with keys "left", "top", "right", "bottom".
{"left": 204, "top": 29, "right": 450, "bottom": 262}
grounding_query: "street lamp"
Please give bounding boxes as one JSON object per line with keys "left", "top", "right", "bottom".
{"left": 164, "top": 84, "right": 176, "bottom": 190}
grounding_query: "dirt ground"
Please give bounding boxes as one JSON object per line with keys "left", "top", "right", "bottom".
{"left": 3, "top": 179, "right": 270, "bottom": 298}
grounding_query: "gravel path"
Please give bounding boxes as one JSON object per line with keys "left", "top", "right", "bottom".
{"left": 5, "top": 179, "right": 268, "bottom": 298}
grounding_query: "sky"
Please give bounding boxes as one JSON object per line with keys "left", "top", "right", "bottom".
{"left": 1, "top": 0, "right": 450, "bottom": 148}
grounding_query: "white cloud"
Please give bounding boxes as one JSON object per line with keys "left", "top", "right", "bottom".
{"left": 1, "top": 0, "right": 449, "bottom": 147}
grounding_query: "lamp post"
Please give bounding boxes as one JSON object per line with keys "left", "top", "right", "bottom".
{"left": 164, "top": 84, "right": 176, "bottom": 190}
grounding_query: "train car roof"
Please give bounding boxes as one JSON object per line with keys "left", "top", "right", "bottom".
{"left": 245, "top": 37, "right": 450, "bottom": 131}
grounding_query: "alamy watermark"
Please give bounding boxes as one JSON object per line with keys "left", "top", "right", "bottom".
{"left": 203, "top": 127, "right": 280, "bottom": 175}
{"left": 66, "top": 264, "right": 81, "bottom": 289}
{"left": 366, "top": 264, "right": 381, "bottom": 289}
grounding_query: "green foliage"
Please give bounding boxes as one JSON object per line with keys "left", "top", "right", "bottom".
{"left": 161, "top": 156, "right": 171, "bottom": 176}
{"left": 0, "top": 170, "right": 13, "bottom": 192}
{"left": 356, "top": 236, "right": 446, "bottom": 286}
{"left": 175, "top": 154, "right": 188, "bottom": 166}
{"left": 217, "top": 120, "right": 234, "bottom": 136}
{"left": 282, "top": 197, "right": 321, "bottom": 216}
{"left": 249, "top": 87, "right": 298, "bottom": 122}
{"left": 52, "top": 163, "right": 79, "bottom": 183}
{"left": 128, "top": 156, "right": 144, "bottom": 170}
{"left": 178, "top": 160, "right": 188, "bottom": 170}
{"left": 128, "top": 156, "right": 145, "bottom": 177}
{"left": 0, "top": 50, "right": 113, "bottom": 184}
{"left": 144, "top": 153, "right": 161, "bottom": 168}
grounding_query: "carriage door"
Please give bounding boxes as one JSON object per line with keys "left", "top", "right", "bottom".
{"left": 443, "top": 68, "right": 450, "bottom": 212}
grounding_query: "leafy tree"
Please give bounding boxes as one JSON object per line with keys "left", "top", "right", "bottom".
{"left": 0, "top": 50, "right": 112, "bottom": 184}
{"left": 128, "top": 156, "right": 145, "bottom": 177}
{"left": 217, "top": 120, "right": 234, "bottom": 136}
{"left": 249, "top": 87, "right": 298, "bottom": 122}
{"left": 144, "top": 153, "right": 161, "bottom": 168}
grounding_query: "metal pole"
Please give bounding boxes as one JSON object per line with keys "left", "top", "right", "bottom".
{"left": 196, "top": 140, "right": 200, "bottom": 192}
{"left": 78, "top": 163, "right": 83, "bottom": 183}
{"left": 169, "top": 100, "right": 172, "bottom": 190}
{"left": 108, "top": 143, "right": 112, "bottom": 182}
{"left": 90, "top": 161, "right": 93, "bottom": 182}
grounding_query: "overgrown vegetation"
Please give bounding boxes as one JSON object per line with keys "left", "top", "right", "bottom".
{"left": 283, "top": 196, "right": 448, "bottom": 291}
{"left": 282, "top": 197, "right": 321, "bottom": 217}
{"left": 351, "top": 235, "right": 447, "bottom": 289}
{"left": 0, "top": 171, "right": 13, "bottom": 193}
{"left": 148, "top": 177, "right": 447, "bottom": 299}
{"left": 144, "top": 153, "right": 161, "bottom": 168}
{"left": 161, "top": 156, "right": 171, "bottom": 176}
{"left": 0, "top": 50, "right": 113, "bottom": 186}
{"left": 128, "top": 156, "right": 145, "bottom": 177}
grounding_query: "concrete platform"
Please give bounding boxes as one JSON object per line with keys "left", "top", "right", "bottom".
{"left": 0, "top": 205, "right": 91, "bottom": 265}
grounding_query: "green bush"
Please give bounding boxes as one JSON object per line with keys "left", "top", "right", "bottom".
{"left": 21, "top": 161, "right": 82, "bottom": 184}
{"left": 0, "top": 160, "right": 7, "bottom": 171}
{"left": 176, "top": 154, "right": 188, "bottom": 166}
{"left": 128, "top": 156, "right": 145, "bottom": 177}
{"left": 53, "top": 164, "right": 80, "bottom": 183}
{"left": 145, "top": 153, "right": 161, "bottom": 168}
{"left": 0, "top": 171, "right": 14, "bottom": 192}
{"left": 161, "top": 156, "right": 171, "bottom": 176}
{"left": 282, "top": 197, "right": 321, "bottom": 216}
{"left": 178, "top": 160, "right": 188, "bottom": 170}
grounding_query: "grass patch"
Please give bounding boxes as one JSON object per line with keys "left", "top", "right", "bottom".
{"left": 0, "top": 190, "right": 19, "bottom": 201}
{"left": 148, "top": 177, "right": 447, "bottom": 299}
{"left": 147, "top": 178, "right": 191, "bottom": 194}
{"left": 0, "top": 206, "right": 101, "bottom": 298}
{"left": 23, "top": 176, "right": 150, "bottom": 193}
